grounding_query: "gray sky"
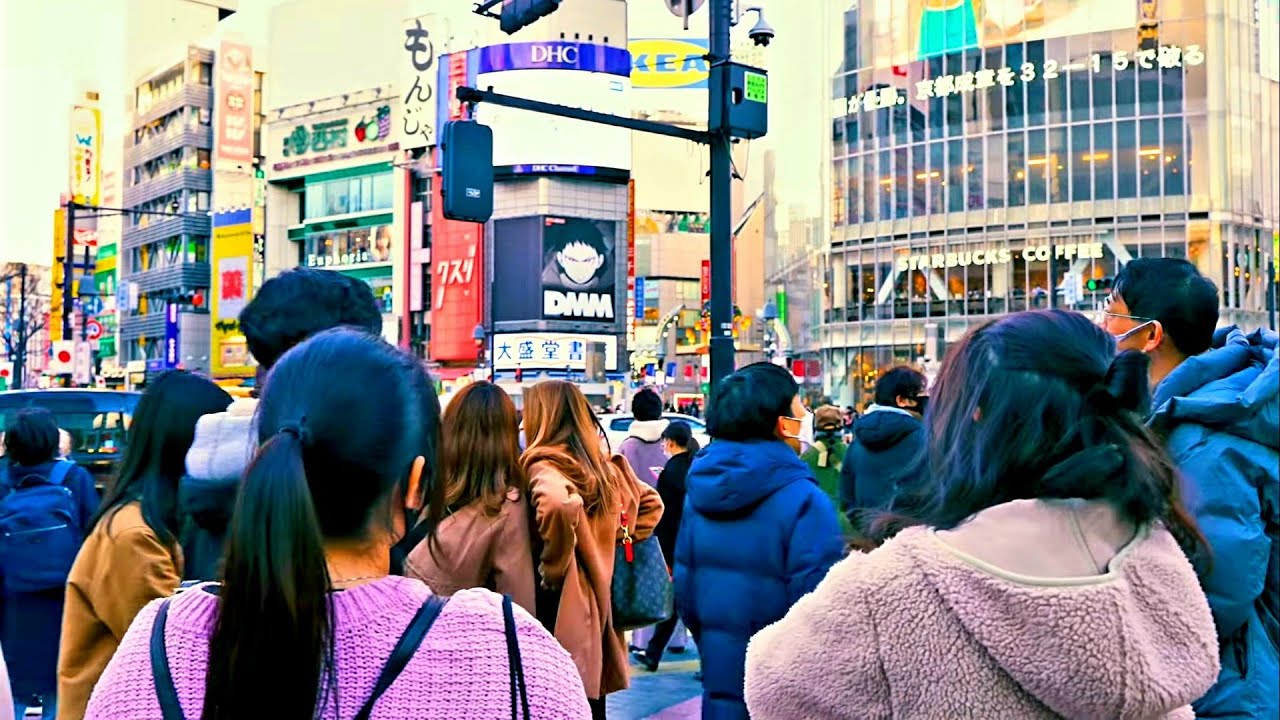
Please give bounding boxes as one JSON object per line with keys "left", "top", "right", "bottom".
{"left": 0, "top": 0, "right": 839, "bottom": 265}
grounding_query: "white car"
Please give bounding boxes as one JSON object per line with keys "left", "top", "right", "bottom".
{"left": 598, "top": 413, "right": 711, "bottom": 455}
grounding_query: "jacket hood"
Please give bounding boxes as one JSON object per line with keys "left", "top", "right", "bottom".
{"left": 1151, "top": 326, "right": 1279, "bottom": 450}
{"left": 910, "top": 498, "right": 1219, "bottom": 719}
{"left": 854, "top": 405, "right": 922, "bottom": 450}
{"left": 627, "top": 419, "right": 669, "bottom": 443}
{"left": 685, "top": 439, "right": 812, "bottom": 514}
{"left": 181, "top": 399, "right": 257, "bottom": 531}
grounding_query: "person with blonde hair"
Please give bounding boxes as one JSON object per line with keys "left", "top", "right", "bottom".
{"left": 521, "top": 381, "right": 663, "bottom": 719}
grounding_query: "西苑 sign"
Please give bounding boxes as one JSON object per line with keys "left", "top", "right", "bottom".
{"left": 629, "top": 38, "right": 710, "bottom": 89}
{"left": 492, "top": 332, "right": 619, "bottom": 371}
{"left": 216, "top": 41, "right": 255, "bottom": 169}
{"left": 69, "top": 105, "right": 101, "bottom": 206}
{"left": 835, "top": 44, "right": 1206, "bottom": 118}
{"left": 400, "top": 15, "right": 440, "bottom": 150}
{"left": 541, "top": 217, "right": 617, "bottom": 322}
{"left": 282, "top": 105, "right": 392, "bottom": 158}
{"left": 894, "top": 242, "right": 1105, "bottom": 273}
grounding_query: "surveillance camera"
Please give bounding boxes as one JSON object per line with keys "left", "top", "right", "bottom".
{"left": 748, "top": 14, "right": 775, "bottom": 47}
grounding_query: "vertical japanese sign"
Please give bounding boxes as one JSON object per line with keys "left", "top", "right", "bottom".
{"left": 51, "top": 209, "right": 66, "bottom": 341}
{"left": 69, "top": 105, "right": 101, "bottom": 206}
{"left": 211, "top": 209, "right": 254, "bottom": 377}
{"left": 400, "top": 15, "right": 440, "bottom": 150}
{"left": 700, "top": 260, "right": 711, "bottom": 306}
{"left": 626, "top": 179, "right": 637, "bottom": 345}
{"left": 215, "top": 41, "right": 254, "bottom": 169}
{"left": 164, "top": 303, "right": 181, "bottom": 370}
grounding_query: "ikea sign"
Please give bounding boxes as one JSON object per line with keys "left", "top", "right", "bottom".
{"left": 629, "top": 38, "right": 709, "bottom": 89}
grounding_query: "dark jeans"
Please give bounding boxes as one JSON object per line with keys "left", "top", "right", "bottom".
{"left": 589, "top": 696, "right": 607, "bottom": 719}
{"left": 644, "top": 613, "right": 682, "bottom": 666}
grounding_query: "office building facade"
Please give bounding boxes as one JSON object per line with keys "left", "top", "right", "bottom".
{"left": 118, "top": 46, "right": 216, "bottom": 372}
{"left": 823, "top": 0, "right": 1279, "bottom": 406}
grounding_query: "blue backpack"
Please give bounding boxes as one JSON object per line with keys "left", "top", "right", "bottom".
{"left": 0, "top": 461, "right": 82, "bottom": 592}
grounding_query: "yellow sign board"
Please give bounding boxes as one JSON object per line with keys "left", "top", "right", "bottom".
{"left": 70, "top": 105, "right": 102, "bottom": 207}
{"left": 210, "top": 220, "right": 255, "bottom": 378}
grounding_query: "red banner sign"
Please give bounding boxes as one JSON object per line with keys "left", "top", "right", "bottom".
{"left": 428, "top": 177, "right": 485, "bottom": 363}
{"left": 700, "top": 260, "right": 710, "bottom": 306}
{"left": 215, "top": 41, "right": 254, "bottom": 168}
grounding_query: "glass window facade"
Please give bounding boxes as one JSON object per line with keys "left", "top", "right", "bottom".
{"left": 302, "top": 223, "right": 394, "bottom": 268}
{"left": 824, "top": 1, "right": 1279, "bottom": 407}
{"left": 302, "top": 173, "right": 394, "bottom": 220}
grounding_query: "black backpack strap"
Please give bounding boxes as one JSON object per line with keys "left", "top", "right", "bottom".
{"left": 150, "top": 598, "right": 186, "bottom": 720}
{"left": 504, "top": 595, "right": 531, "bottom": 720}
{"left": 353, "top": 594, "right": 449, "bottom": 720}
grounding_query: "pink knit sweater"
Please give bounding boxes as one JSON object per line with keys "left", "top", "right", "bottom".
{"left": 84, "top": 577, "right": 590, "bottom": 719}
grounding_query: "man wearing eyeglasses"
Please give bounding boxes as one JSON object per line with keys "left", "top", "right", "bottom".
{"left": 1107, "top": 257, "right": 1278, "bottom": 720}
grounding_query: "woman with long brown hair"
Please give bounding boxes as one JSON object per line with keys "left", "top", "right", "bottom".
{"left": 522, "top": 381, "right": 663, "bottom": 719}
{"left": 404, "top": 382, "right": 536, "bottom": 613}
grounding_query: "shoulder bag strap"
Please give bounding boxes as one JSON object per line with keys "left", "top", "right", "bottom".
{"left": 150, "top": 598, "right": 186, "bottom": 720}
{"left": 352, "top": 594, "right": 449, "bottom": 720}
{"left": 48, "top": 460, "right": 73, "bottom": 487}
{"left": 504, "top": 595, "right": 531, "bottom": 720}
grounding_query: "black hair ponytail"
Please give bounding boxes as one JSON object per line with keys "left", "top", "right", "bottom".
{"left": 202, "top": 430, "right": 335, "bottom": 720}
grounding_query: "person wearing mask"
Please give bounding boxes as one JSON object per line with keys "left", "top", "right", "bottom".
{"left": 57, "top": 372, "right": 232, "bottom": 720}
{"left": 83, "top": 329, "right": 590, "bottom": 720}
{"left": 1105, "top": 258, "right": 1278, "bottom": 719}
{"left": 57, "top": 430, "right": 72, "bottom": 461}
{"left": 744, "top": 310, "right": 1221, "bottom": 719}
{"left": 675, "top": 362, "right": 845, "bottom": 719}
{"left": 632, "top": 421, "right": 698, "bottom": 673}
{"left": 0, "top": 409, "right": 99, "bottom": 719}
{"left": 180, "top": 268, "right": 385, "bottom": 583}
{"left": 522, "top": 381, "right": 663, "bottom": 720}
{"left": 617, "top": 388, "right": 669, "bottom": 488}
{"left": 839, "top": 367, "right": 927, "bottom": 538}
{"left": 405, "top": 381, "right": 536, "bottom": 613}
{"left": 803, "top": 406, "right": 853, "bottom": 537}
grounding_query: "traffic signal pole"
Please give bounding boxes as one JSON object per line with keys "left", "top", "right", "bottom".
{"left": 706, "top": 0, "right": 735, "bottom": 390}
{"left": 63, "top": 201, "right": 76, "bottom": 340}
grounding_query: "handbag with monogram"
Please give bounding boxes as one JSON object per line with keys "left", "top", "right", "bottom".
{"left": 611, "top": 507, "right": 675, "bottom": 631}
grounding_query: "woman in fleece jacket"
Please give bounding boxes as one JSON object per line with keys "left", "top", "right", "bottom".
{"left": 745, "top": 310, "right": 1221, "bottom": 720}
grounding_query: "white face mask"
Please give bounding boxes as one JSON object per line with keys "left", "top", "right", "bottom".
{"left": 797, "top": 409, "right": 815, "bottom": 448}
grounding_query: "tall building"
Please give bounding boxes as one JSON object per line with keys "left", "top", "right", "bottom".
{"left": 823, "top": 0, "right": 1280, "bottom": 406}
{"left": 118, "top": 46, "right": 216, "bottom": 373}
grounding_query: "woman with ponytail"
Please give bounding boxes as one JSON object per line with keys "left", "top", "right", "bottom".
{"left": 744, "top": 310, "right": 1222, "bottom": 720}
{"left": 83, "top": 329, "right": 590, "bottom": 720}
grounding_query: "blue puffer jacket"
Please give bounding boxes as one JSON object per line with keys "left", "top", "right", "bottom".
{"left": 1150, "top": 326, "right": 1278, "bottom": 720}
{"left": 674, "top": 439, "right": 845, "bottom": 720}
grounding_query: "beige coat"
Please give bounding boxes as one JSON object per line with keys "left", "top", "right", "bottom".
{"left": 404, "top": 487, "right": 537, "bottom": 615}
{"left": 529, "top": 455, "right": 662, "bottom": 699}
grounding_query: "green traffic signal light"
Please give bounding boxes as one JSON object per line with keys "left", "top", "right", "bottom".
{"left": 1087, "top": 278, "right": 1100, "bottom": 291}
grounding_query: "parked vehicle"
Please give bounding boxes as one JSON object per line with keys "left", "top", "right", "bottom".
{"left": 0, "top": 390, "right": 140, "bottom": 488}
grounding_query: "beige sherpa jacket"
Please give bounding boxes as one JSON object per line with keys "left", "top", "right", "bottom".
{"left": 745, "top": 499, "right": 1221, "bottom": 720}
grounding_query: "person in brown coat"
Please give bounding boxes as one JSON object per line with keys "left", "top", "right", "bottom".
{"left": 58, "top": 372, "right": 232, "bottom": 720}
{"left": 521, "top": 381, "right": 663, "bottom": 720}
{"left": 405, "top": 382, "right": 536, "bottom": 613}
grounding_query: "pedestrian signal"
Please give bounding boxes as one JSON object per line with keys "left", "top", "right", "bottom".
{"left": 440, "top": 120, "right": 494, "bottom": 224}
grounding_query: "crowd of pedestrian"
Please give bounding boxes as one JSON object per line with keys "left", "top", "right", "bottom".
{"left": 0, "top": 257, "right": 1272, "bottom": 720}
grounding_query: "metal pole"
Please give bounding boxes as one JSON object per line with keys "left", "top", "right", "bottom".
{"left": 707, "top": 0, "right": 735, "bottom": 392}
{"left": 14, "top": 264, "right": 27, "bottom": 389}
{"left": 63, "top": 201, "right": 76, "bottom": 339}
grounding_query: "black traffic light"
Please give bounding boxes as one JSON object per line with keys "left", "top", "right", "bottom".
{"left": 500, "top": 0, "right": 562, "bottom": 35}
{"left": 1086, "top": 276, "right": 1114, "bottom": 292}
{"left": 440, "top": 120, "right": 494, "bottom": 224}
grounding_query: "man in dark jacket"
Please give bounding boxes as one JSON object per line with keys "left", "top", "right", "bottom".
{"left": 1107, "top": 258, "right": 1278, "bottom": 720}
{"left": 839, "top": 367, "right": 927, "bottom": 534}
{"left": 674, "top": 362, "right": 844, "bottom": 719}
{"left": 0, "top": 408, "right": 99, "bottom": 718}
{"left": 179, "top": 269, "right": 383, "bottom": 580}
